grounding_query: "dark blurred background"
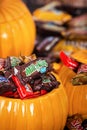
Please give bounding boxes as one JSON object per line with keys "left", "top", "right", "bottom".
{"left": 23, "top": 0, "right": 87, "bottom": 15}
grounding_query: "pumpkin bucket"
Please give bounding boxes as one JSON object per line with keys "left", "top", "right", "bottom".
{"left": 59, "top": 50, "right": 87, "bottom": 119}
{"left": 0, "top": 72, "right": 68, "bottom": 130}
{"left": 0, "top": 0, "right": 36, "bottom": 58}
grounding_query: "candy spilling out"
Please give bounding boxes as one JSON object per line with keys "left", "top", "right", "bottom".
{"left": 72, "top": 64, "right": 87, "bottom": 85}
{"left": 0, "top": 54, "right": 60, "bottom": 99}
{"left": 60, "top": 51, "right": 87, "bottom": 85}
{"left": 65, "top": 114, "right": 87, "bottom": 130}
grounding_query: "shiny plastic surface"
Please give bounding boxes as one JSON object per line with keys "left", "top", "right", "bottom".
{"left": 0, "top": 74, "right": 68, "bottom": 130}
{"left": 0, "top": 0, "right": 36, "bottom": 58}
{"left": 59, "top": 65, "right": 87, "bottom": 119}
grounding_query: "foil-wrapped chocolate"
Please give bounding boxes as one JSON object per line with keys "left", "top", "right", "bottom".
{"left": 33, "top": 78, "right": 42, "bottom": 91}
{"left": 33, "top": 1, "right": 72, "bottom": 25}
{"left": 66, "top": 114, "right": 83, "bottom": 130}
{"left": 4, "top": 58, "right": 52, "bottom": 83}
{"left": 0, "top": 54, "right": 60, "bottom": 99}
{"left": 65, "top": 114, "right": 87, "bottom": 130}
{"left": 36, "top": 21, "right": 66, "bottom": 36}
{"left": 82, "top": 119, "right": 87, "bottom": 130}
{"left": 68, "top": 14, "right": 87, "bottom": 27}
{"left": 0, "top": 76, "right": 17, "bottom": 96}
{"left": 41, "top": 73, "right": 59, "bottom": 92}
{"left": 4, "top": 56, "right": 22, "bottom": 70}
{"left": 72, "top": 73, "right": 87, "bottom": 85}
{"left": 20, "top": 58, "right": 52, "bottom": 83}
{"left": 19, "top": 54, "right": 37, "bottom": 64}
{"left": 35, "top": 36, "right": 60, "bottom": 54}
{"left": 32, "top": 73, "right": 59, "bottom": 92}
{"left": 61, "top": 27, "right": 87, "bottom": 40}
{"left": 72, "top": 64, "right": 87, "bottom": 85}
{"left": 77, "top": 64, "right": 87, "bottom": 74}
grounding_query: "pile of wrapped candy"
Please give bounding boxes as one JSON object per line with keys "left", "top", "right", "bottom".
{"left": 60, "top": 51, "right": 87, "bottom": 85}
{"left": 64, "top": 114, "right": 87, "bottom": 130}
{"left": 33, "top": 2, "right": 87, "bottom": 62}
{"left": 0, "top": 54, "right": 60, "bottom": 99}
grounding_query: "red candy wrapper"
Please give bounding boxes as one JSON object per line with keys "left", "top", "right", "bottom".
{"left": 41, "top": 89, "right": 47, "bottom": 95}
{"left": 12, "top": 75, "right": 34, "bottom": 99}
{"left": 0, "top": 55, "right": 59, "bottom": 100}
{"left": 60, "top": 51, "right": 79, "bottom": 70}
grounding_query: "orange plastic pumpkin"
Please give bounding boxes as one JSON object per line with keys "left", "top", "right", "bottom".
{"left": 59, "top": 50, "right": 87, "bottom": 119}
{"left": 0, "top": 73, "right": 68, "bottom": 130}
{"left": 0, "top": 0, "right": 36, "bottom": 58}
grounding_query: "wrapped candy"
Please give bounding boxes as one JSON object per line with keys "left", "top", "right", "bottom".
{"left": 35, "top": 36, "right": 60, "bottom": 56}
{"left": 60, "top": 51, "right": 87, "bottom": 86}
{"left": 12, "top": 75, "right": 34, "bottom": 99}
{"left": 61, "top": 27, "right": 87, "bottom": 40}
{"left": 0, "top": 54, "right": 59, "bottom": 99}
{"left": 0, "top": 58, "right": 5, "bottom": 71}
{"left": 0, "top": 76, "right": 17, "bottom": 97}
{"left": 77, "top": 64, "right": 87, "bottom": 74}
{"left": 65, "top": 114, "right": 87, "bottom": 130}
{"left": 62, "top": 14, "right": 87, "bottom": 40}
{"left": 72, "top": 73, "right": 87, "bottom": 85}
{"left": 72, "top": 64, "right": 87, "bottom": 85}
{"left": 33, "top": 2, "right": 72, "bottom": 25}
{"left": 68, "top": 14, "right": 87, "bottom": 27}
{"left": 60, "top": 51, "right": 79, "bottom": 70}
{"left": 19, "top": 54, "right": 37, "bottom": 64}
{"left": 66, "top": 114, "right": 84, "bottom": 130}
{"left": 5, "top": 56, "right": 22, "bottom": 70}
{"left": 82, "top": 119, "right": 87, "bottom": 130}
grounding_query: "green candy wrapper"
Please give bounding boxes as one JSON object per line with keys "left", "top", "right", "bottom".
{"left": 72, "top": 72, "right": 87, "bottom": 85}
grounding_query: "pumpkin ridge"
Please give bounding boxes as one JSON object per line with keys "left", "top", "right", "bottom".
{"left": 15, "top": 19, "right": 24, "bottom": 56}
{"left": 80, "top": 86, "right": 85, "bottom": 117}
{"left": 0, "top": 23, "right": 14, "bottom": 57}
{"left": 7, "top": 1, "right": 29, "bottom": 14}
{"left": 56, "top": 87, "right": 68, "bottom": 130}
{"left": 77, "top": 87, "right": 84, "bottom": 115}
{"left": 80, "top": 86, "right": 87, "bottom": 119}
{"left": 23, "top": 13, "right": 36, "bottom": 55}
{"left": 7, "top": 22, "right": 16, "bottom": 55}
{"left": 0, "top": 9, "right": 32, "bottom": 24}
{"left": 12, "top": 101, "right": 20, "bottom": 130}
{"left": 15, "top": 100, "right": 25, "bottom": 130}
{"left": 67, "top": 84, "right": 75, "bottom": 116}
{"left": 0, "top": 24, "right": 2, "bottom": 56}
{"left": 57, "top": 92, "right": 64, "bottom": 130}
{"left": 37, "top": 99, "right": 43, "bottom": 130}
{"left": 22, "top": 102, "right": 27, "bottom": 130}
{"left": 15, "top": 16, "right": 30, "bottom": 56}
{"left": 59, "top": 62, "right": 87, "bottom": 119}
{"left": 0, "top": 2, "right": 31, "bottom": 23}
{"left": 0, "top": 11, "right": 33, "bottom": 55}
{"left": 0, "top": 9, "right": 7, "bottom": 23}
{"left": 0, "top": 71, "right": 68, "bottom": 130}
{"left": 1, "top": 6, "right": 25, "bottom": 20}
{"left": 8, "top": 101, "right": 16, "bottom": 130}
{"left": 47, "top": 94, "right": 55, "bottom": 130}
{"left": 0, "top": 1, "right": 28, "bottom": 13}
{"left": 35, "top": 95, "right": 48, "bottom": 130}
{"left": 0, "top": 0, "right": 35, "bottom": 57}
{"left": 73, "top": 86, "right": 79, "bottom": 115}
